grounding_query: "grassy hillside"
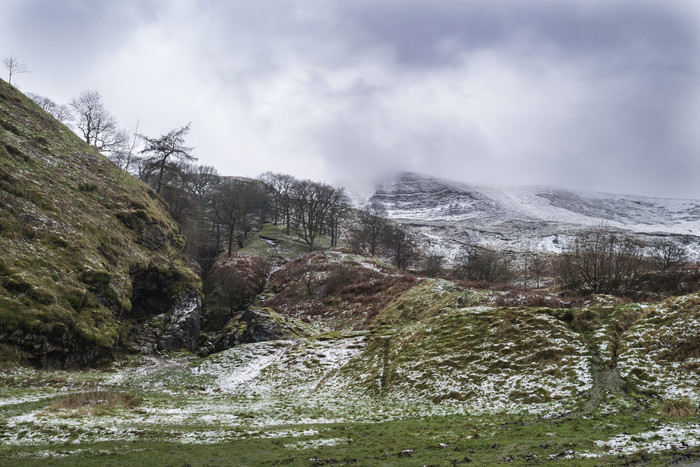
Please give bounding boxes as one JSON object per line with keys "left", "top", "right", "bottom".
{"left": 202, "top": 229, "right": 699, "bottom": 414}
{"left": 0, "top": 80, "right": 697, "bottom": 462}
{"left": 0, "top": 79, "right": 199, "bottom": 367}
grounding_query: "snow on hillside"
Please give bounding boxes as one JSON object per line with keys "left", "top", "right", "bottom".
{"left": 340, "top": 172, "right": 700, "bottom": 260}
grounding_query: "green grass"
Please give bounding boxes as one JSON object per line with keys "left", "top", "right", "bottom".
{"left": 0, "top": 320, "right": 698, "bottom": 466}
{"left": 1, "top": 406, "right": 697, "bottom": 466}
{"left": 238, "top": 223, "right": 335, "bottom": 261}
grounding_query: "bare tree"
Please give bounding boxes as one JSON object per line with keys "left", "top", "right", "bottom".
{"left": 457, "top": 248, "right": 515, "bottom": 284}
{"left": 383, "top": 224, "right": 418, "bottom": 270}
{"left": 292, "top": 179, "right": 335, "bottom": 251}
{"left": 354, "top": 200, "right": 387, "bottom": 255}
{"left": 421, "top": 254, "right": 444, "bottom": 277}
{"left": 644, "top": 239, "right": 696, "bottom": 294}
{"left": 649, "top": 239, "right": 688, "bottom": 272}
{"left": 139, "top": 123, "right": 196, "bottom": 195}
{"left": 211, "top": 178, "right": 267, "bottom": 255}
{"left": 556, "top": 227, "right": 644, "bottom": 295}
{"left": 258, "top": 172, "right": 296, "bottom": 231}
{"left": 2, "top": 55, "right": 29, "bottom": 85}
{"left": 26, "top": 93, "right": 72, "bottom": 124}
{"left": 529, "top": 253, "right": 549, "bottom": 288}
{"left": 69, "top": 90, "right": 127, "bottom": 153}
{"left": 109, "top": 120, "right": 141, "bottom": 174}
{"left": 326, "top": 188, "right": 350, "bottom": 248}
{"left": 185, "top": 164, "right": 219, "bottom": 202}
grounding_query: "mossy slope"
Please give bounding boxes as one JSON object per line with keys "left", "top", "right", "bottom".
{"left": 0, "top": 79, "right": 199, "bottom": 367}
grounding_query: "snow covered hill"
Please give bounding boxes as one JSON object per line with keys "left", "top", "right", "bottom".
{"left": 341, "top": 172, "right": 700, "bottom": 260}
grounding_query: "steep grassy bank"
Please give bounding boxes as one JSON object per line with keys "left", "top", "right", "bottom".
{"left": 0, "top": 79, "right": 199, "bottom": 367}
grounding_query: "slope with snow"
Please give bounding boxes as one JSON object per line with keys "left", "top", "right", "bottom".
{"left": 342, "top": 172, "right": 700, "bottom": 259}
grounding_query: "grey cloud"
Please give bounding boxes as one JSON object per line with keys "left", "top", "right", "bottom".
{"left": 334, "top": 0, "right": 698, "bottom": 70}
{"left": 2, "top": 0, "right": 700, "bottom": 198}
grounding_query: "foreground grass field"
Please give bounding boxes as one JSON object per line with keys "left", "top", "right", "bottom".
{"left": 2, "top": 411, "right": 699, "bottom": 466}
{"left": 1, "top": 338, "right": 698, "bottom": 466}
{"left": 2, "top": 400, "right": 699, "bottom": 466}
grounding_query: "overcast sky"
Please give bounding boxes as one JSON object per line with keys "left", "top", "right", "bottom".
{"left": 2, "top": 0, "right": 700, "bottom": 198}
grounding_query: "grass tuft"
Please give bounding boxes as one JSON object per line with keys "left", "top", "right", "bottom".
{"left": 658, "top": 398, "right": 697, "bottom": 417}
{"left": 48, "top": 390, "right": 143, "bottom": 414}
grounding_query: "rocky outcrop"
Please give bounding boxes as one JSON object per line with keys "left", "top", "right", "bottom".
{"left": 158, "top": 291, "right": 201, "bottom": 352}
{"left": 204, "top": 307, "right": 309, "bottom": 355}
{"left": 127, "top": 265, "right": 203, "bottom": 354}
{"left": 1, "top": 329, "right": 111, "bottom": 369}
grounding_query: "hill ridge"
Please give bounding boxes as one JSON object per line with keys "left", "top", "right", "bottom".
{"left": 341, "top": 171, "right": 700, "bottom": 259}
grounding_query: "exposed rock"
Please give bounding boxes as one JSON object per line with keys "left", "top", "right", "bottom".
{"left": 207, "top": 307, "right": 309, "bottom": 355}
{"left": 116, "top": 209, "right": 168, "bottom": 251}
{"left": 127, "top": 290, "right": 201, "bottom": 354}
{"left": 158, "top": 291, "right": 201, "bottom": 352}
{"left": 2, "top": 329, "right": 110, "bottom": 369}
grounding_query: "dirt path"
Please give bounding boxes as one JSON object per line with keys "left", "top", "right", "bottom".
{"left": 582, "top": 335, "right": 628, "bottom": 413}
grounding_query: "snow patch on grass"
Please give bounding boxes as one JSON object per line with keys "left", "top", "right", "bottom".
{"left": 592, "top": 423, "right": 700, "bottom": 456}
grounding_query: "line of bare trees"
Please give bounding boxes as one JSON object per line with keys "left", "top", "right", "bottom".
{"left": 556, "top": 226, "right": 699, "bottom": 296}
{"left": 403, "top": 225, "right": 697, "bottom": 298}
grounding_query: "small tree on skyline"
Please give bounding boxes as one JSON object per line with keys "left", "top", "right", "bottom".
{"left": 69, "top": 90, "right": 127, "bottom": 153}
{"left": 2, "top": 55, "right": 29, "bottom": 85}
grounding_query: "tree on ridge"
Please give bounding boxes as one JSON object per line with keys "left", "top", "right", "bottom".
{"left": 2, "top": 55, "right": 29, "bottom": 85}
{"left": 139, "top": 123, "right": 196, "bottom": 195}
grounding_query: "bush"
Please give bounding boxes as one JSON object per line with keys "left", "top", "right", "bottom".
{"left": 324, "top": 264, "right": 351, "bottom": 295}
{"left": 421, "top": 254, "right": 444, "bottom": 278}
{"left": 556, "top": 227, "right": 644, "bottom": 296}
{"left": 454, "top": 248, "right": 514, "bottom": 284}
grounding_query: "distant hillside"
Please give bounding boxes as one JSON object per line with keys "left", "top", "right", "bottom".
{"left": 342, "top": 172, "right": 700, "bottom": 259}
{"left": 0, "top": 79, "right": 200, "bottom": 367}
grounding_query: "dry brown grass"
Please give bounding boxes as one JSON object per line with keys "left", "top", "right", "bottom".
{"left": 48, "top": 390, "right": 142, "bottom": 414}
{"left": 265, "top": 252, "right": 418, "bottom": 329}
{"left": 570, "top": 309, "right": 601, "bottom": 332}
{"left": 658, "top": 398, "right": 697, "bottom": 417}
{"left": 659, "top": 335, "right": 700, "bottom": 362}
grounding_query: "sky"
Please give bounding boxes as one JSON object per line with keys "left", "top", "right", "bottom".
{"left": 2, "top": 0, "right": 700, "bottom": 199}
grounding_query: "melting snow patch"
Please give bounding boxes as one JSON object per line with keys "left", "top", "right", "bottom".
{"left": 593, "top": 423, "right": 700, "bottom": 456}
{"left": 284, "top": 438, "right": 346, "bottom": 449}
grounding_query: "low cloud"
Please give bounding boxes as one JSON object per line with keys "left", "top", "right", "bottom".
{"left": 2, "top": 0, "right": 700, "bottom": 197}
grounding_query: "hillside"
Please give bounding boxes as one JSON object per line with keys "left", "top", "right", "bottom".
{"left": 343, "top": 172, "right": 700, "bottom": 260}
{"left": 2, "top": 240, "right": 699, "bottom": 464}
{"left": 0, "top": 79, "right": 200, "bottom": 367}
{"left": 0, "top": 81, "right": 698, "bottom": 464}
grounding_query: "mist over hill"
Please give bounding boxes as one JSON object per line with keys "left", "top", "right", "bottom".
{"left": 342, "top": 171, "right": 700, "bottom": 260}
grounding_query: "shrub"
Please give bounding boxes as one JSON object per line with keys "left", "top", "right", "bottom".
{"left": 324, "top": 264, "right": 351, "bottom": 295}
{"left": 421, "top": 254, "right": 444, "bottom": 278}
{"left": 454, "top": 248, "right": 514, "bottom": 284}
